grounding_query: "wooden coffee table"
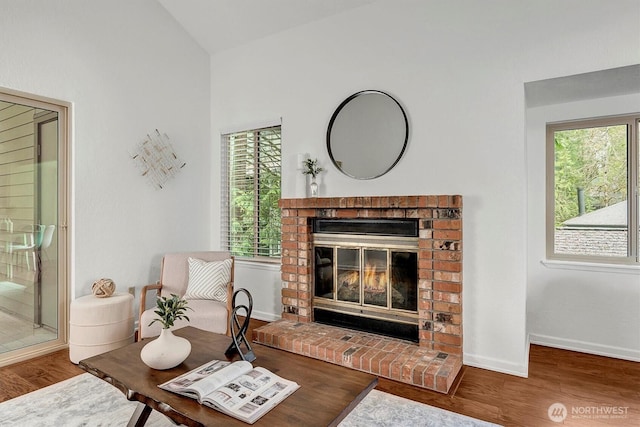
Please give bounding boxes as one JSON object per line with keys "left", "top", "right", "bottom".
{"left": 79, "top": 326, "right": 377, "bottom": 427}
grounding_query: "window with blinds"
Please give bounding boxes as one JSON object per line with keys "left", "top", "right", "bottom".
{"left": 221, "top": 125, "right": 281, "bottom": 260}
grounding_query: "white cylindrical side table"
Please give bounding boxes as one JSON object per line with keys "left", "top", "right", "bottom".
{"left": 69, "top": 292, "right": 134, "bottom": 364}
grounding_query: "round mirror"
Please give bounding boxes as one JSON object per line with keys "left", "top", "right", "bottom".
{"left": 327, "top": 90, "right": 408, "bottom": 179}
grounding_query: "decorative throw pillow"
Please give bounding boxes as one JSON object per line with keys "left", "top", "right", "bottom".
{"left": 184, "top": 257, "right": 232, "bottom": 302}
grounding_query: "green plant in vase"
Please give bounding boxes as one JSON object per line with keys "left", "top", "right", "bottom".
{"left": 141, "top": 294, "right": 194, "bottom": 370}
{"left": 302, "top": 158, "right": 324, "bottom": 197}
{"left": 148, "top": 294, "right": 192, "bottom": 329}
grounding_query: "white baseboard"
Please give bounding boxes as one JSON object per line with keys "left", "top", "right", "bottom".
{"left": 251, "top": 310, "right": 280, "bottom": 322}
{"left": 529, "top": 333, "right": 640, "bottom": 362}
{"left": 463, "top": 352, "right": 529, "bottom": 378}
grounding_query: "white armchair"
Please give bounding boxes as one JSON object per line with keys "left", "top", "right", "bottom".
{"left": 138, "top": 251, "right": 234, "bottom": 341}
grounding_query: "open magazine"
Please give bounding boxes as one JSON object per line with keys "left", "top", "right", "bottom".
{"left": 158, "top": 360, "right": 300, "bottom": 424}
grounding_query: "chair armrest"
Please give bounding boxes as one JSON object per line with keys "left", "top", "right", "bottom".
{"left": 225, "top": 280, "right": 234, "bottom": 336}
{"left": 225, "top": 256, "right": 235, "bottom": 336}
{"left": 138, "top": 283, "right": 162, "bottom": 341}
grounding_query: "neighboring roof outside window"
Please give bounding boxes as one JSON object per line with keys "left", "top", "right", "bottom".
{"left": 562, "top": 201, "right": 627, "bottom": 229}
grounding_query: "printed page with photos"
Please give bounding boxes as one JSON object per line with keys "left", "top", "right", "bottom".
{"left": 159, "top": 360, "right": 300, "bottom": 424}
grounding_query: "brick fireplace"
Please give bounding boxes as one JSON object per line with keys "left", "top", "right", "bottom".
{"left": 253, "top": 195, "right": 463, "bottom": 393}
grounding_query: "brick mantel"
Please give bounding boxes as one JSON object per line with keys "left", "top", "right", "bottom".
{"left": 278, "top": 195, "right": 463, "bottom": 356}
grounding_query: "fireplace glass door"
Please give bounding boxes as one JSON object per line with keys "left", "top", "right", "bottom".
{"left": 314, "top": 245, "right": 417, "bottom": 314}
{"left": 336, "top": 248, "right": 359, "bottom": 303}
{"left": 363, "top": 249, "right": 387, "bottom": 307}
{"left": 314, "top": 246, "right": 333, "bottom": 299}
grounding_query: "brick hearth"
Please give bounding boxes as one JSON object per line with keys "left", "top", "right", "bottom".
{"left": 253, "top": 195, "right": 463, "bottom": 393}
{"left": 254, "top": 320, "right": 462, "bottom": 393}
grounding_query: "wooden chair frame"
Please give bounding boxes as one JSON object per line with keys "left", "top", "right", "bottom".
{"left": 138, "top": 254, "right": 234, "bottom": 341}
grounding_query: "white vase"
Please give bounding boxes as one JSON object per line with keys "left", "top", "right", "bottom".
{"left": 140, "top": 328, "right": 191, "bottom": 370}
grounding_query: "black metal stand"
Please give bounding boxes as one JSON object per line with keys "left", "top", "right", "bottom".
{"left": 224, "top": 288, "right": 256, "bottom": 362}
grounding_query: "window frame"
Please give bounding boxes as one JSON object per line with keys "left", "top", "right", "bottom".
{"left": 221, "top": 124, "right": 282, "bottom": 262}
{"left": 546, "top": 113, "right": 639, "bottom": 265}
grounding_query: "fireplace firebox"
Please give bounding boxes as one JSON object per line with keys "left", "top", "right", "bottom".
{"left": 312, "top": 219, "right": 419, "bottom": 341}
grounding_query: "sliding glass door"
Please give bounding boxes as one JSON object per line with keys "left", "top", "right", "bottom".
{"left": 0, "top": 89, "right": 69, "bottom": 366}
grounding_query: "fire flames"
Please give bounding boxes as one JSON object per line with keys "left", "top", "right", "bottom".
{"left": 363, "top": 263, "right": 387, "bottom": 293}
{"left": 337, "top": 263, "right": 388, "bottom": 293}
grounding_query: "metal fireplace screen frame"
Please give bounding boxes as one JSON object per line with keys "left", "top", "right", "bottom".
{"left": 312, "top": 219, "right": 420, "bottom": 342}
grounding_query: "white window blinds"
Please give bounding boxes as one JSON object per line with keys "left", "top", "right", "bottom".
{"left": 221, "top": 125, "right": 281, "bottom": 259}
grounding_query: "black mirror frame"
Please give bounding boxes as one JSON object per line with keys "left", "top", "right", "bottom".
{"left": 326, "top": 90, "right": 409, "bottom": 180}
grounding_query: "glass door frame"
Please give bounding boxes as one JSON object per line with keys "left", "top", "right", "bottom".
{"left": 0, "top": 86, "right": 70, "bottom": 367}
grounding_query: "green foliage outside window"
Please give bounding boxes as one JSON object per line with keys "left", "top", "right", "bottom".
{"left": 553, "top": 125, "right": 627, "bottom": 226}
{"left": 227, "top": 127, "right": 281, "bottom": 259}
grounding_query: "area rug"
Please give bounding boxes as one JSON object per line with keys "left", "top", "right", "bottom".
{"left": 0, "top": 373, "right": 500, "bottom": 426}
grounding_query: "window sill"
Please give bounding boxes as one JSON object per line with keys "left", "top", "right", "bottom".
{"left": 541, "top": 259, "right": 640, "bottom": 275}
{"left": 235, "top": 257, "right": 281, "bottom": 269}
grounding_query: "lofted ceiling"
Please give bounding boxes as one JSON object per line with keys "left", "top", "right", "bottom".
{"left": 158, "top": 1, "right": 640, "bottom": 106}
{"left": 157, "top": 0, "right": 376, "bottom": 55}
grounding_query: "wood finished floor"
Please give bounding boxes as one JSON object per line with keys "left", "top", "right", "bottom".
{"left": 0, "top": 319, "right": 638, "bottom": 426}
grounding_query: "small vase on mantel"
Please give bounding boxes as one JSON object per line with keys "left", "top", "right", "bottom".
{"left": 140, "top": 328, "right": 191, "bottom": 370}
{"left": 309, "top": 177, "right": 319, "bottom": 197}
{"left": 301, "top": 158, "right": 324, "bottom": 198}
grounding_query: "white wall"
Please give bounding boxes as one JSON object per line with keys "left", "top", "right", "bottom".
{"left": 526, "top": 93, "right": 640, "bottom": 361}
{"left": 234, "top": 261, "right": 282, "bottom": 322}
{"left": 211, "top": 0, "right": 640, "bottom": 375}
{"left": 0, "top": 1, "right": 211, "bottom": 316}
